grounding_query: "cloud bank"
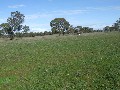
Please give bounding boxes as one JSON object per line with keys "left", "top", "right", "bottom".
{"left": 8, "top": 4, "right": 25, "bottom": 8}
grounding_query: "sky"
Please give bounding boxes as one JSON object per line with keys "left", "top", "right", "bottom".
{"left": 0, "top": 0, "right": 120, "bottom": 32}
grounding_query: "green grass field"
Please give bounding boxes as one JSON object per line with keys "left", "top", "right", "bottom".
{"left": 0, "top": 32, "right": 120, "bottom": 90}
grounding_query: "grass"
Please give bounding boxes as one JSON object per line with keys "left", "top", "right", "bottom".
{"left": 0, "top": 32, "right": 120, "bottom": 90}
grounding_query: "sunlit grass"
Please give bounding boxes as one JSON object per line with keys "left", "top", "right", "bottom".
{"left": 0, "top": 32, "right": 120, "bottom": 89}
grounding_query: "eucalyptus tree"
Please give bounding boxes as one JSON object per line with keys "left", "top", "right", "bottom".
{"left": 50, "top": 18, "right": 70, "bottom": 36}
{"left": 7, "top": 11, "right": 25, "bottom": 40}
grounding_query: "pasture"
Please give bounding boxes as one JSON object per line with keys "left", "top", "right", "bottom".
{"left": 0, "top": 32, "right": 120, "bottom": 90}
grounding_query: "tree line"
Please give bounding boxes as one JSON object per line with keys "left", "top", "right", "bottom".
{"left": 0, "top": 11, "right": 119, "bottom": 40}
{"left": 103, "top": 18, "right": 120, "bottom": 32}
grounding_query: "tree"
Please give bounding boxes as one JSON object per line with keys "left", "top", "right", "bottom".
{"left": 75, "top": 26, "right": 82, "bottom": 34}
{"left": 68, "top": 25, "right": 75, "bottom": 34}
{"left": 22, "top": 25, "right": 30, "bottom": 33}
{"left": 29, "top": 32, "right": 35, "bottom": 37}
{"left": 116, "top": 18, "right": 120, "bottom": 32}
{"left": 44, "top": 31, "right": 52, "bottom": 35}
{"left": 0, "top": 23, "right": 10, "bottom": 35}
{"left": 7, "top": 11, "right": 25, "bottom": 40}
{"left": 15, "top": 32, "right": 23, "bottom": 38}
{"left": 44, "top": 31, "right": 48, "bottom": 35}
{"left": 113, "top": 23, "right": 118, "bottom": 31}
{"left": 89, "top": 28, "right": 94, "bottom": 32}
{"left": 50, "top": 18, "right": 70, "bottom": 36}
{"left": 109, "top": 26, "right": 115, "bottom": 32}
{"left": 51, "top": 27, "right": 59, "bottom": 34}
{"left": 103, "top": 26, "right": 110, "bottom": 32}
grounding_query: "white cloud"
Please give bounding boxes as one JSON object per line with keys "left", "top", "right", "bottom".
{"left": 26, "top": 9, "right": 88, "bottom": 20}
{"left": 26, "top": 13, "right": 51, "bottom": 20}
{"left": 52, "top": 9, "right": 88, "bottom": 15}
{"left": 86, "top": 6, "right": 120, "bottom": 11}
{"left": 111, "top": 6, "right": 120, "bottom": 10}
{"left": 8, "top": 4, "right": 25, "bottom": 8}
{"left": 26, "top": 6, "right": 120, "bottom": 21}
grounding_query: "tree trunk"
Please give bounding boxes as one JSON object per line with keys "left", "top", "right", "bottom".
{"left": 10, "top": 34, "right": 14, "bottom": 40}
{"left": 59, "top": 30, "right": 61, "bottom": 36}
{"left": 9, "top": 31, "right": 14, "bottom": 40}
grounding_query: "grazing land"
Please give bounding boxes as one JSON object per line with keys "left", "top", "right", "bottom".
{"left": 0, "top": 32, "right": 120, "bottom": 90}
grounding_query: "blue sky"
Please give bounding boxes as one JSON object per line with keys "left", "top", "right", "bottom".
{"left": 0, "top": 0, "right": 120, "bottom": 32}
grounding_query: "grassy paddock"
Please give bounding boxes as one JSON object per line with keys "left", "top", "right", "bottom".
{"left": 0, "top": 32, "right": 120, "bottom": 90}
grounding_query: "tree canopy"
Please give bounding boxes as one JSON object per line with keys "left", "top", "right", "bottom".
{"left": 7, "top": 11, "right": 25, "bottom": 39}
{"left": 7, "top": 11, "right": 25, "bottom": 31}
{"left": 22, "top": 25, "right": 30, "bottom": 33}
{"left": 50, "top": 18, "right": 70, "bottom": 35}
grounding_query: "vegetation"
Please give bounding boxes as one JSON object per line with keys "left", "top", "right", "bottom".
{"left": 103, "top": 18, "right": 120, "bottom": 32}
{"left": 0, "top": 11, "right": 120, "bottom": 89}
{"left": 0, "top": 32, "right": 120, "bottom": 89}
{"left": 50, "top": 18, "right": 70, "bottom": 35}
{"left": 0, "top": 11, "right": 120, "bottom": 39}
{"left": 22, "top": 25, "right": 30, "bottom": 34}
{"left": 7, "top": 11, "right": 25, "bottom": 40}
{"left": 0, "top": 11, "right": 29, "bottom": 40}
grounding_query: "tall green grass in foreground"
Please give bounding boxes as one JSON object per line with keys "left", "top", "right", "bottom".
{"left": 0, "top": 32, "right": 120, "bottom": 90}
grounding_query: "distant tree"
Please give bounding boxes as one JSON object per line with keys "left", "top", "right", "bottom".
{"left": 89, "top": 28, "right": 94, "bottom": 32}
{"left": 15, "top": 32, "right": 23, "bottom": 38}
{"left": 75, "top": 26, "right": 82, "bottom": 34}
{"left": 50, "top": 18, "right": 70, "bottom": 36}
{"left": 44, "top": 31, "right": 52, "bottom": 35}
{"left": 22, "top": 25, "right": 30, "bottom": 33}
{"left": 7, "top": 11, "right": 25, "bottom": 40}
{"left": 116, "top": 18, "right": 120, "bottom": 32}
{"left": 82, "top": 27, "right": 88, "bottom": 33}
{"left": 29, "top": 32, "right": 35, "bottom": 37}
{"left": 113, "top": 23, "right": 118, "bottom": 31}
{"left": 44, "top": 31, "right": 48, "bottom": 35}
{"left": 103, "top": 26, "right": 110, "bottom": 32}
{"left": 48, "top": 31, "right": 52, "bottom": 35}
{"left": 109, "top": 26, "right": 115, "bottom": 32}
{"left": 68, "top": 25, "right": 75, "bottom": 34}
{"left": 39, "top": 32, "right": 44, "bottom": 36}
{"left": 0, "top": 23, "right": 10, "bottom": 36}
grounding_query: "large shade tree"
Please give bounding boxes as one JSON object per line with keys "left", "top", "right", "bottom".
{"left": 7, "top": 11, "right": 25, "bottom": 40}
{"left": 50, "top": 18, "right": 70, "bottom": 36}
